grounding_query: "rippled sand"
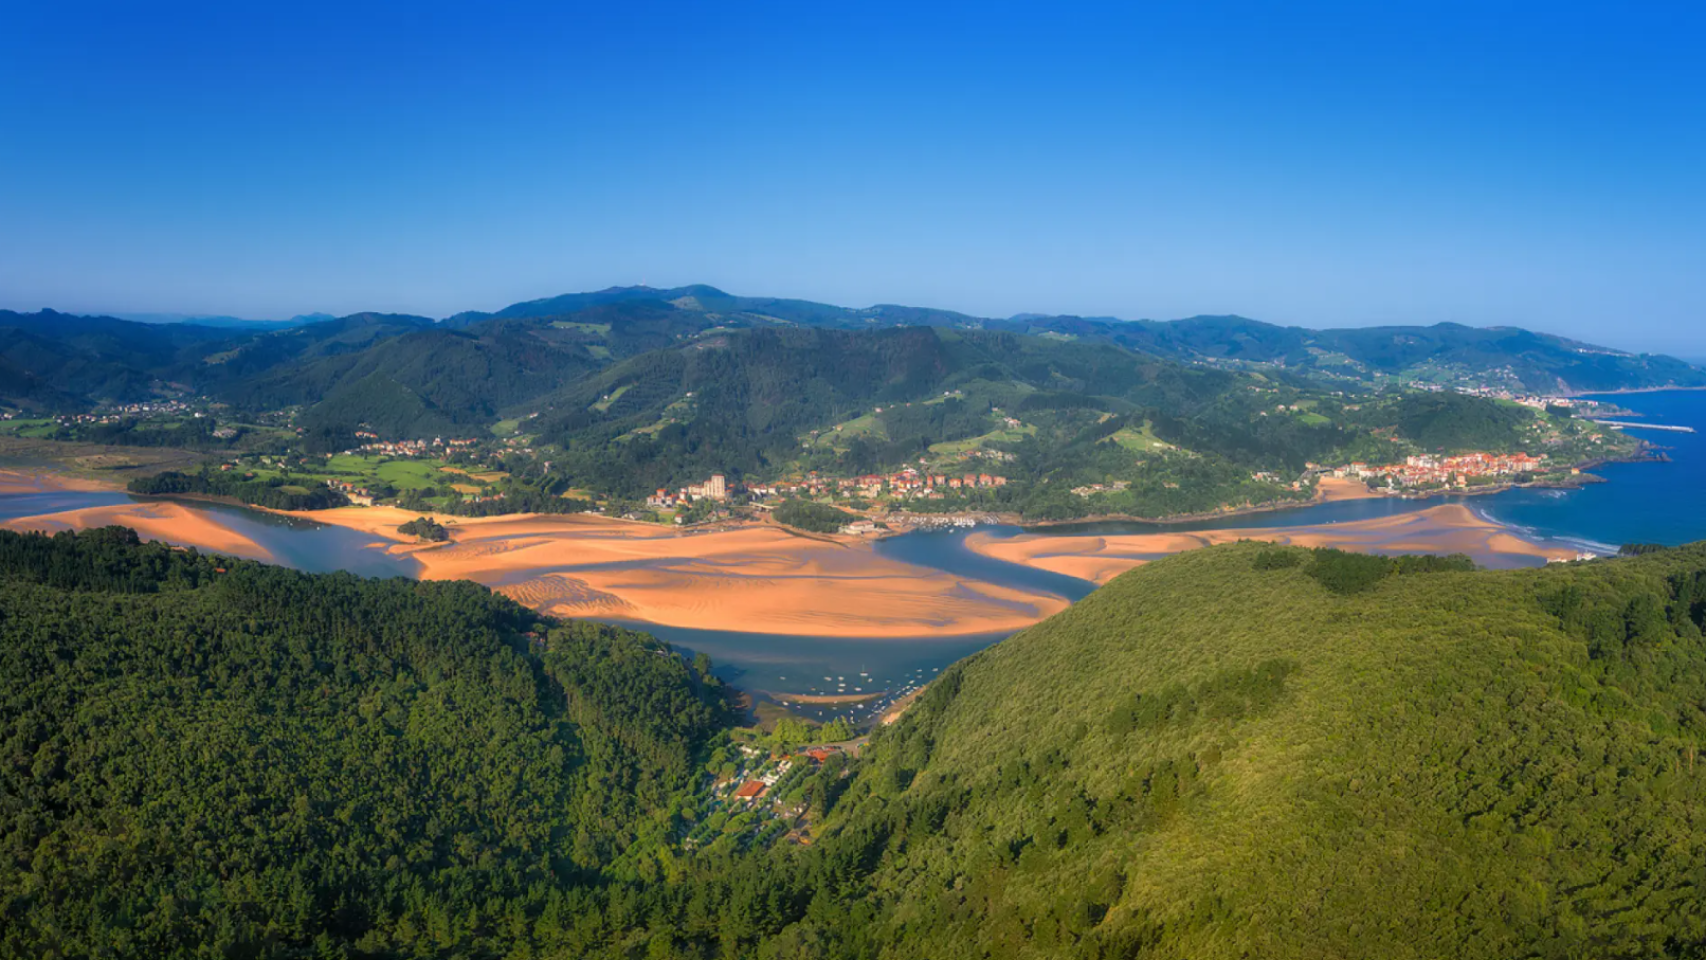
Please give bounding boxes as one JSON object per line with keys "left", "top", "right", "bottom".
{"left": 965, "top": 504, "right": 1575, "bottom": 584}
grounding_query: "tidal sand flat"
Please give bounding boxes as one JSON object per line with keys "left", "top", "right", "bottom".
{"left": 287, "top": 506, "right": 1073, "bottom": 637}
{"left": 966, "top": 504, "right": 1576, "bottom": 584}
{"left": 0, "top": 469, "right": 115, "bottom": 495}
{"left": 1, "top": 500, "right": 276, "bottom": 561}
{"left": 0, "top": 498, "right": 1070, "bottom": 637}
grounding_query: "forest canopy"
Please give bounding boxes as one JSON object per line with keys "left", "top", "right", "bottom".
{"left": 6, "top": 527, "right": 1706, "bottom": 957}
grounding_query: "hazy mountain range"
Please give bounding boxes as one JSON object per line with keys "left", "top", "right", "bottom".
{"left": 3, "top": 285, "right": 1702, "bottom": 429}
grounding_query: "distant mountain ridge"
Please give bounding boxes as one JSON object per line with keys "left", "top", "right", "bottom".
{"left": 113, "top": 312, "right": 335, "bottom": 330}
{"left": 2, "top": 288, "right": 1701, "bottom": 426}
{"left": 449, "top": 285, "right": 1703, "bottom": 395}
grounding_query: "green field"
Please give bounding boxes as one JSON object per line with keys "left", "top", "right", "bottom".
{"left": 0, "top": 420, "right": 58, "bottom": 440}
{"left": 1103, "top": 419, "right": 1172, "bottom": 453}
{"left": 803, "top": 411, "right": 887, "bottom": 451}
{"left": 305, "top": 454, "right": 471, "bottom": 492}
{"left": 928, "top": 423, "right": 1034, "bottom": 455}
{"left": 591, "top": 383, "right": 631, "bottom": 412}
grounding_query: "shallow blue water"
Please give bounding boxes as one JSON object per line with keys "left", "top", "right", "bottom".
{"left": 614, "top": 621, "right": 999, "bottom": 724}
{"left": 1474, "top": 390, "right": 1706, "bottom": 551}
{"left": 0, "top": 489, "right": 132, "bottom": 520}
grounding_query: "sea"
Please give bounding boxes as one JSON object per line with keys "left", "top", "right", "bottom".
{"left": 3, "top": 389, "right": 1702, "bottom": 722}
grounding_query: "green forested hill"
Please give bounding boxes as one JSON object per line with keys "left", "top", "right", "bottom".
{"left": 660, "top": 541, "right": 1706, "bottom": 958}
{"left": 6, "top": 527, "right": 1706, "bottom": 957}
{"left": 967, "top": 313, "right": 1706, "bottom": 393}
{"left": 13, "top": 302, "right": 1623, "bottom": 521}
{"left": 535, "top": 324, "right": 1249, "bottom": 496}
{"left": 0, "top": 527, "right": 726, "bottom": 959}
{"left": 10, "top": 291, "right": 1701, "bottom": 422}
{"left": 225, "top": 324, "right": 606, "bottom": 436}
{"left": 458, "top": 286, "right": 1706, "bottom": 393}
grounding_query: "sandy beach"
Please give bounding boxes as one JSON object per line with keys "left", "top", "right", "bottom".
{"left": 1315, "top": 475, "right": 1383, "bottom": 501}
{"left": 965, "top": 504, "right": 1576, "bottom": 584}
{"left": 2, "top": 500, "right": 276, "bottom": 561}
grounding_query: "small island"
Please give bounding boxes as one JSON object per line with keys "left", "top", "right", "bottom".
{"left": 398, "top": 516, "right": 449, "bottom": 542}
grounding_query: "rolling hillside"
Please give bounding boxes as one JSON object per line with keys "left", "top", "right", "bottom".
{"left": 453, "top": 285, "right": 1706, "bottom": 394}
{"left": 0, "top": 526, "right": 727, "bottom": 959}
{"left": 6, "top": 527, "right": 1705, "bottom": 956}
{"left": 627, "top": 541, "right": 1706, "bottom": 957}
{"left": 1020, "top": 314, "right": 1706, "bottom": 393}
{"left": 6, "top": 289, "right": 1701, "bottom": 424}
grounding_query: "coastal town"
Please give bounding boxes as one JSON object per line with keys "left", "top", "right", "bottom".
{"left": 649, "top": 466, "right": 1010, "bottom": 511}
{"left": 1323, "top": 451, "right": 1554, "bottom": 490}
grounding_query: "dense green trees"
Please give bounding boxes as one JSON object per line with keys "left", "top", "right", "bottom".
{"left": 397, "top": 516, "right": 448, "bottom": 540}
{"left": 129, "top": 467, "right": 349, "bottom": 510}
{"left": 55, "top": 415, "right": 237, "bottom": 449}
{"left": 9, "top": 525, "right": 1706, "bottom": 957}
{"left": 1391, "top": 392, "right": 1535, "bottom": 451}
{"left": 773, "top": 500, "right": 857, "bottom": 533}
{"left": 0, "top": 528, "right": 726, "bottom": 959}
{"left": 395, "top": 483, "right": 594, "bottom": 517}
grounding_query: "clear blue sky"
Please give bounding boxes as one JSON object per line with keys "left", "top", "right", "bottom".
{"left": 2, "top": 1, "right": 1702, "bottom": 353}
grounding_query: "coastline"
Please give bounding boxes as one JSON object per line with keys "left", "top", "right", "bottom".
{"left": 1571, "top": 384, "right": 1706, "bottom": 397}
{"left": 1011, "top": 454, "right": 1652, "bottom": 531}
{"left": 965, "top": 503, "right": 1581, "bottom": 585}
{"left": 1, "top": 499, "right": 277, "bottom": 561}
{"left": 0, "top": 452, "right": 1642, "bottom": 640}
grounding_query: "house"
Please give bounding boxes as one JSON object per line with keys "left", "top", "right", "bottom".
{"left": 732, "top": 781, "right": 767, "bottom": 801}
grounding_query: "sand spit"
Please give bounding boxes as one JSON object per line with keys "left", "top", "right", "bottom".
{"left": 1, "top": 501, "right": 275, "bottom": 561}
{"left": 966, "top": 504, "right": 1576, "bottom": 585}
{"left": 773, "top": 691, "right": 886, "bottom": 706}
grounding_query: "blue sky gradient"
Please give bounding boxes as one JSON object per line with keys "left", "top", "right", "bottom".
{"left": 2, "top": 1, "right": 1702, "bottom": 352}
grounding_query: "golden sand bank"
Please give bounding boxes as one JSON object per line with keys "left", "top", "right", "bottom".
{"left": 1, "top": 501, "right": 275, "bottom": 561}
{"left": 0, "top": 493, "right": 1573, "bottom": 637}
{"left": 1315, "top": 476, "right": 1383, "bottom": 502}
{"left": 965, "top": 504, "right": 1575, "bottom": 585}
{"left": 2, "top": 499, "right": 1064, "bottom": 636}
{"left": 279, "top": 506, "right": 1071, "bottom": 637}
